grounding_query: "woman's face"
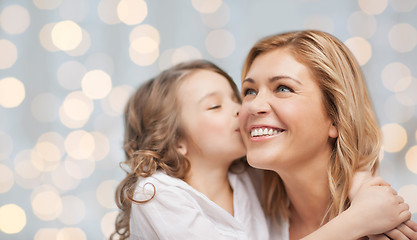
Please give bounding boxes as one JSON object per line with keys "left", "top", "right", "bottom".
{"left": 239, "top": 48, "right": 338, "bottom": 172}
{"left": 177, "top": 69, "right": 245, "bottom": 167}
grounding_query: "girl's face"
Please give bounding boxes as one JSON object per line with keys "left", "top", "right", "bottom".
{"left": 239, "top": 48, "right": 338, "bottom": 173}
{"left": 177, "top": 69, "right": 245, "bottom": 168}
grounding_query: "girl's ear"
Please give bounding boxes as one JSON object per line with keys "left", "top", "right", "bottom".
{"left": 176, "top": 139, "right": 188, "bottom": 156}
{"left": 329, "top": 123, "right": 338, "bottom": 138}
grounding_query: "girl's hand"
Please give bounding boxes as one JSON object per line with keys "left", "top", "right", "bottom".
{"left": 349, "top": 171, "right": 416, "bottom": 239}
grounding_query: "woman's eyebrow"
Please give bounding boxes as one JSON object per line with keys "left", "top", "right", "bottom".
{"left": 270, "top": 75, "right": 303, "bottom": 85}
{"left": 242, "top": 78, "right": 254, "bottom": 85}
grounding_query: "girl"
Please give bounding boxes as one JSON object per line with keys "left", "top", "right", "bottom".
{"left": 112, "top": 59, "right": 412, "bottom": 240}
{"left": 239, "top": 30, "right": 417, "bottom": 239}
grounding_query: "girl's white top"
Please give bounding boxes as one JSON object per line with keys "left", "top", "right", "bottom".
{"left": 129, "top": 170, "right": 270, "bottom": 240}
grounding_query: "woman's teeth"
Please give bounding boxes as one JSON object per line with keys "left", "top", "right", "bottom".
{"left": 250, "top": 128, "right": 282, "bottom": 137}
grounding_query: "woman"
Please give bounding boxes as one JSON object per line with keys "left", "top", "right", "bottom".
{"left": 239, "top": 30, "right": 417, "bottom": 239}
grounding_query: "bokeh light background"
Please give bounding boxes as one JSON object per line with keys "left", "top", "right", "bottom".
{"left": 0, "top": 0, "right": 416, "bottom": 239}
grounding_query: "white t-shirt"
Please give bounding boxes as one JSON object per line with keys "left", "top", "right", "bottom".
{"left": 129, "top": 170, "right": 269, "bottom": 240}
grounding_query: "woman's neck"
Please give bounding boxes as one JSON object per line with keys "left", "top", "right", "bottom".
{"left": 277, "top": 158, "right": 331, "bottom": 239}
{"left": 185, "top": 161, "right": 234, "bottom": 215}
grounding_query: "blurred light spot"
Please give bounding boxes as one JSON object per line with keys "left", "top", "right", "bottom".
{"left": 390, "top": 0, "right": 417, "bottom": 12}
{"left": 396, "top": 77, "right": 417, "bottom": 106}
{"left": 64, "top": 156, "right": 95, "bottom": 179}
{"left": 98, "top": 0, "right": 121, "bottom": 24}
{"left": 0, "top": 5, "right": 30, "bottom": 35}
{"left": 159, "top": 46, "right": 202, "bottom": 70}
{"left": 0, "top": 39, "right": 18, "bottom": 69}
{"left": 0, "top": 77, "right": 25, "bottom": 108}
{"left": 205, "top": 29, "right": 235, "bottom": 58}
{"left": 0, "top": 164, "right": 13, "bottom": 193}
{"left": 304, "top": 15, "right": 334, "bottom": 34}
{"left": 81, "top": 70, "right": 112, "bottom": 99}
{"left": 381, "top": 62, "right": 412, "bottom": 92}
{"left": 130, "top": 24, "right": 160, "bottom": 45}
{"left": 200, "top": 2, "right": 230, "bottom": 29}
{"left": 101, "top": 211, "right": 118, "bottom": 238}
{"left": 347, "top": 11, "right": 377, "bottom": 39}
{"left": 39, "top": 23, "right": 59, "bottom": 52}
{"left": 398, "top": 184, "right": 417, "bottom": 213}
{"left": 33, "top": 0, "right": 62, "bottom": 9}
{"left": 14, "top": 150, "right": 41, "bottom": 180}
{"left": 38, "top": 132, "right": 65, "bottom": 153}
{"left": 117, "top": 0, "right": 147, "bottom": 25}
{"left": 101, "top": 85, "right": 134, "bottom": 116}
{"left": 59, "top": 91, "right": 93, "bottom": 128}
{"left": 31, "top": 93, "right": 60, "bottom": 122}
{"left": 173, "top": 46, "right": 202, "bottom": 64}
{"left": 51, "top": 20, "right": 82, "bottom": 51}
{"left": 344, "top": 37, "right": 372, "bottom": 66}
{"left": 358, "top": 0, "right": 388, "bottom": 15}
{"left": 389, "top": 23, "right": 417, "bottom": 52}
{"left": 58, "top": 196, "right": 85, "bottom": 225}
{"left": 192, "top": 0, "right": 222, "bottom": 13}
{"left": 384, "top": 95, "right": 414, "bottom": 123}
{"left": 51, "top": 164, "right": 80, "bottom": 191}
{"left": 381, "top": 123, "right": 407, "bottom": 153}
{"left": 31, "top": 186, "right": 62, "bottom": 221}
{"left": 85, "top": 53, "right": 115, "bottom": 75}
{"left": 0, "top": 131, "right": 13, "bottom": 160}
{"left": 57, "top": 227, "right": 86, "bottom": 240}
{"left": 129, "top": 44, "right": 159, "bottom": 66}
{"left": 65, "top": 29, "right": 91, "bottom": 56}
{"left": 405, "top": 146, "right": 417, "bottom": 175}
{"left": 90, "top": 132, "right": 110, "bottom": 161}
{"left": 35, "top": 228, "right": 59, "bottom": 240}
{"left": 0, "top": 204, "right": 26, "bottom": 234}
{"left": 57, "top": 61, "right": 85, "bottom": 90}
{"left": 31, "top": 141, "right": 62, "bottom": 172}
{"left": 396, "top": 93, "right": 415, "bottom": 107}
{"left": 65, "top": 130, "right": 95, "bottom": 160}
{"left": 96, "top": 180, "right": 118, "bottom": 208}
{"left": 58, "top": 0, "right": 88, "bottom": 22}
{"left": 131, "top": 36, "right": 158, "bottom": 54}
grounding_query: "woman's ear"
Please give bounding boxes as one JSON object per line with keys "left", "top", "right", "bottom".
{"left": 176, "top": 139, "right": 188, "bottom": 156}
{"left": 329, "top": 123, "right": 338, "bottom": 138}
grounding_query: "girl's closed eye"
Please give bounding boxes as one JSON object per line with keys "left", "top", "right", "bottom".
{"left": 208, "top": 104, "right": 221, "bottom": 110}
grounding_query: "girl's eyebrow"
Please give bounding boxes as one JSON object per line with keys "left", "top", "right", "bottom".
{"left": 198, "top": 92, "right": 219, "bottom": 103}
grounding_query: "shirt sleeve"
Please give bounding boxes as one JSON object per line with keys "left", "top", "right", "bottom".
{"left": 129, "top": 185, "right": 223, "bottom": 240}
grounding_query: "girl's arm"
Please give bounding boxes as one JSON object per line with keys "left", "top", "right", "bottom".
{"left": 301, "top": 173, "right": 416, "bottom": 240}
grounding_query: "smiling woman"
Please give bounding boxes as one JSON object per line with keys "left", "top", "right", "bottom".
{"left": 239, "top": 30, "right": 417, "bottom": 239}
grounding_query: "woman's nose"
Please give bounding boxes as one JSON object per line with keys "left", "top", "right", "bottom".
{"left": 248, "top": 92, "right": 270, "bottom": 115}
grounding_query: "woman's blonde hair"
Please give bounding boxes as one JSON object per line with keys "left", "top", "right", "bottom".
{"left": 241, "top": 30, "right": 381, "bottom": 223}
{"left": 111, "top": 59, "right": 240, "bottom": 240}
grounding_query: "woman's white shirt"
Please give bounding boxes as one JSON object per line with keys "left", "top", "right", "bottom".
{"left": 129, "top": 170, "right": 269, "bottom": 240}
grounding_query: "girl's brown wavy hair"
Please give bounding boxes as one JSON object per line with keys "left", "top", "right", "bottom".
{"left": 241, "top": 30, "right": 381, "bottom": 224}
{"left": 111, "top": 59, "right": 240, "bottom": 240}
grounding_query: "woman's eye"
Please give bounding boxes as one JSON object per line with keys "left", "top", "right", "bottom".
{"left": 208, "top": 105, "right": 221, "bottom": 110}
{"left": 276, "top": 85, "right": 293, "bottom": 92}
{"left": 243, "top": 88, "right": 257, "bottom": 96}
